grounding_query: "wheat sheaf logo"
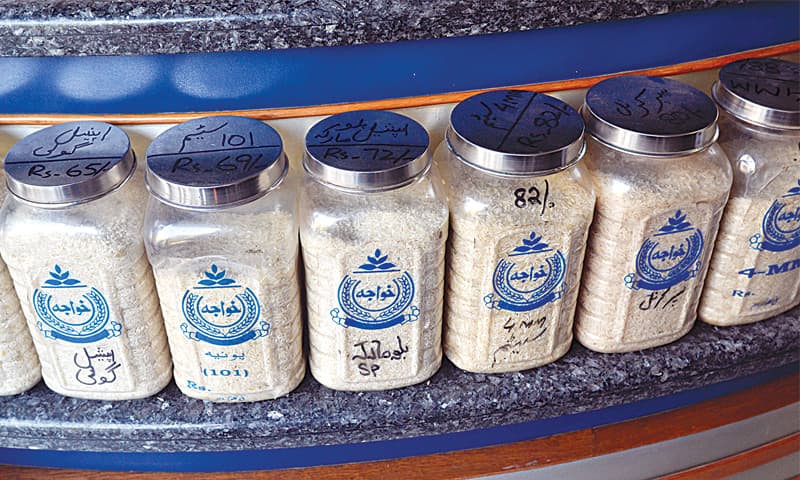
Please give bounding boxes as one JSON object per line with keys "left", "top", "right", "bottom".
{"left": 33, "top": 265, "right": 120, "bottom": 343}
{"left": 484, "top": 231, "right": 566, "bottom": 312}
{"left": 181, "top": 264, "right": 269, "bottom": 346}
{"left": 625, "top": 210, "right": 704, "bottom": 291}
{"left": 331, "top": 249, "right": 419, "bottom": 330}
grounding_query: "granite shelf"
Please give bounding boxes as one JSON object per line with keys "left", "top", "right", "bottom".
{"left": 0, "top": 0, "right": 744, "bottom": 57}
{"left": 0, "top": 306, "right": 796, "bottom": 454}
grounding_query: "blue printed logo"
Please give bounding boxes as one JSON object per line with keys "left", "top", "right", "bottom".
{"left": 181, "top": 264, "right": 269, "bottom": 346}
{"left": 484, "top": 232, "right": 566, "bottom": 312}
{"left": 750, "top": 179, "right": 800, "bottom": 253}
{"left": 331, "top": 249, "right": 419, "bottom": 330}
{"left": 625, "top": 210, "right": 704, "bottom": 291}
{"left": 32, "top": 265, "right": 120, "bottom": 343}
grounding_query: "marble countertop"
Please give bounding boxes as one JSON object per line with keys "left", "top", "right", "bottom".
{"left": 0, "top": 0, "right": 745, "bottom": 57}
{"left": 0, "top": 306, "right": 796, "bottom": 453}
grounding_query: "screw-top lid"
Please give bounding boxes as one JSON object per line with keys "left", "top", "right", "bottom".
{"left": 447, "top": 90, "right": 585, "bottom": 175}
{"left": 4, "top": 121, "right": 135, "bottom": 205}
{"left": 583, "top": 76, "right": 719, "bottom": 156}
{"left": 303, "top": 110, "right": 430, "bottom": 191}
{"left": 713, "top": 58, "right": 800, "bottom": 130}
{"left": 145, "top": 116, "right": 287, "bottom": 208}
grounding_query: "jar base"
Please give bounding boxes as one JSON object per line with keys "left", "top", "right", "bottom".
{"left": 445, "top": 335, "right": 573, "bottom": 374}
{"left": 309, "top": 356, "right": 442, "bottom": 392}
{"left": 575, "top": 317, "right": 696, "bottom": 354}
{"left": 699, "top": 300, "right": 800, "bottom": 327}
{"left": 173, "top": 362, "right": 307, "bottom": 402}
{"left": 0, "top": 370, "right": 42, "bottom": 396}
{"left": 40, "top": 367, "right": 173, "bottom": 401}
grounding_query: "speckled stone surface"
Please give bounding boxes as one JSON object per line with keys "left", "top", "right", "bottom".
{"left": 0, "top": 306, "right": 796, "bottom": 452}
{"left": 0, "top": 0, "right": 745, "bottom": 57}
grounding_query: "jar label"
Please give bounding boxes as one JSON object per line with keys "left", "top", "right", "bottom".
{"left": 31, "top": 264, "right": 134, "bottom": 391}
{"left": 749, "top": 179, "right": 800, "bottom": 253}
{"left": 625, "top": 210, "right": 705, "bottom": 291}
{"left": 155, "top": 259, "right": 299, "bottom": 401}
{"left": 332, "top": 249, "right": 419, "bottom": 330}
{"left": 180, "top": 264, "right": 269, "bottom": 346}
{"left": 711, "top": 179, "right": 800, "bottom": 316}
{"left": 484, "top": 231, "right": 566, "bottom": 312}
{"left": 476, "top": 229, "right": 570, "bottom": 368}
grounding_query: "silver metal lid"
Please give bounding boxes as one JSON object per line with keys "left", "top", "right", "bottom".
{"left": 583, "top": 76, "right": 719, "bottom": 156}
{"left": 713, "top": 58, "right": 800, "bottom": 130}
{"left": 4, "top": 121, "right": 135, "bottom": 205}
{"left": 447, "top": 90, "right": 585, "bottom": 175}
{"left": 303, "top": 110, "right": 430, "bottom": 191}
{"left": 145, "top": 116, "right": 286, "bottom": 208}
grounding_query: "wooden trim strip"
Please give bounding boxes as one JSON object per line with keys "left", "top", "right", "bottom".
{"left": 0, "top": 42, "right": 797, "bottom": 126}
{"left": 1, "top": 372, "right": 796, "bottom": 480}
{"left": 591, "top": 372, "right": 796, "bottom": 456}
{"left": 658, "top": 432, "right": 800, "bottom": 480}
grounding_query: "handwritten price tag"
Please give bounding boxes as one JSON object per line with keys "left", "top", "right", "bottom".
{"left": 305, "top": 110, "right": 428, "bottom": 171}
{"left": 586, "top": 76, "right": 717, "bottom": 135}
{"left": 720, "top": 58, "right": 800, "bottom": 112}
{"left": 146, "top": 116, "right": 283, "bottom": 187}
{"left": 4, "top": 122, "right": 130, "bottom": 187}
{"left": 451, "top": 90, "right": 583, "bottom": 155}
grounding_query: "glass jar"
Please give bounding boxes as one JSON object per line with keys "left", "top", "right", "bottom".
{"left": 143, "top": 116, "right": 304, "bottom": 402}
{"left": 699, "top": 58, "right": 800, "bottom": 325}
{"left": 0, "top": 168, "right": 41, "bottom": 396}
{"left": 574, "top": 76, "right": 733, "bottom": 353}
{"left": 300, "top": 110, "right": 448, "bottom": 391}
{"left": 0, "top": 122, "right": 171, "bottom": 399}
{"left": 435, "top": 90, "right": 595, "bottom": 373}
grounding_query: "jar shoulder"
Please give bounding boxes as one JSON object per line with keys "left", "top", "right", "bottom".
{"left": 716, "top": 114, "right": 800, "bottom": 198}
{"left": 144, "top": 187, "right": 299, "bottom": 261}
{"left": 436, "top": 145, "right": 595, "bottom": 223}
{"left": 583, "top": 138, "right": 733, "bottom": 205}
{"left": 299, "top": 170, "right": 448, "bottom": 240}
{"left": 0, "top": 174, "right": 146, "bottom": 255}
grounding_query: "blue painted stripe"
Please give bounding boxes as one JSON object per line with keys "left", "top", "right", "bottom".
{"left": 0, "top": 362, "right": 796, "bottom": 472}
{"left": 0, "top": 3, "right": 797, "bottom": 116}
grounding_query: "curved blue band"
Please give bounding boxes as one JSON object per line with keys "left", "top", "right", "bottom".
{"left": 0, "top": 2, "right": 797, "bottom": 116}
